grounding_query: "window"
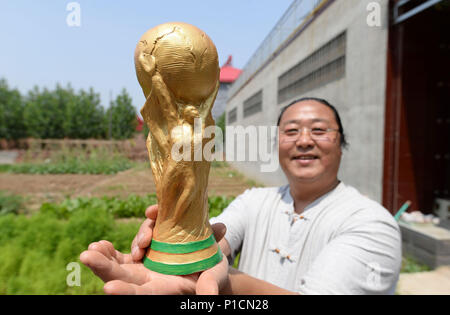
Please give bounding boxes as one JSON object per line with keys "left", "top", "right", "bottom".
{"left": 243, "top": 90, "right": 263, "bottom": 118}
{"left": 228, "top": 108, "right": 237, "bottom": 124}
{"left": 278, "top": 31, "right": 346, "bottom": 104}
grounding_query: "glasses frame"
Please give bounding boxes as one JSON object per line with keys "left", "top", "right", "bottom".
{"left": 279, "top": 126, "right": 339, "bottom": 143}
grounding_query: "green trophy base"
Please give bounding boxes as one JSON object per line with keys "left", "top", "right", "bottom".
{"left": 143, "top": 248, "right": 222, "bottom": 275}
{"left": 142, "top": 234, "right": 223, "bottom": 275}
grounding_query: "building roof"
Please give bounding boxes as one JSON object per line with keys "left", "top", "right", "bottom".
{"left": 220, "top": 55, "right": 242, "bottom": 83}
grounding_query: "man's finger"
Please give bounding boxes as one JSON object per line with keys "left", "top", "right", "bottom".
{"left": 104, "top": 280, "right": 153, "bottom": 295}
{"left": 131, "top": 218, "right": 155, "bottom": 262}
{"left": 196, "top": 272, "right": 219, "bottom": 295}
{"left": 197, "top": 255, "right": 229, "bottom": 295}
{"left": 88, "top": 242, "right": 112, "bottom": 260}
{"left": 212, "top": 223, "right": 226, "bottom": 242}
{"left": 130, "top": 204, "right": 157, "bottom": 261}
{"left": 88, "top": 240, "right": 132, "bottom": 264}
{"left": 104, "top": 277, "right": 193, "bottom": 295}
{"left": 99, "top": 240, "right": 133, "bottom": 264}
{"left": 137, "top": 218, "right": 155, "bottom": 248}
{"left": 80, "top": 250, "right": 146, "bottom": 285}
{"left": 80, "top": 250, "right": 118, "bottom": 282}
{"left": 145, "top": 205, "right": 158, "bottom": 220}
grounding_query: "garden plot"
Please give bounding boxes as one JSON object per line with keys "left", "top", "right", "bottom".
{"left": 0, "top": 160, "right": 256, "bottom": 211}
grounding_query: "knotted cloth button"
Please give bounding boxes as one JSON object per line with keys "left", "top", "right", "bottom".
{"left": 279, "top": 249, "right": 289, "bottom": 258}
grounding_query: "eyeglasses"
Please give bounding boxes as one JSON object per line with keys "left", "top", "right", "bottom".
{"left": 280, "top": 127, "right": 339, "bottom": 143}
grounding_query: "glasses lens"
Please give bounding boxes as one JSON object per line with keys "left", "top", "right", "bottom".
{"left": 280, "top": 129, "right": 335, "bottom": 143}
{"left": 311, "top": 134, "right": 333, "bottom": 142}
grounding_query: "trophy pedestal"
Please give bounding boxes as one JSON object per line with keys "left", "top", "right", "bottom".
{"left": 142, "top": 234, "right": 223, "bottom": 275}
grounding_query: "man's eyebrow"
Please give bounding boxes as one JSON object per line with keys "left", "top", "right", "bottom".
{"left": 281, "top": 118, "right": 330, "bottom": 126}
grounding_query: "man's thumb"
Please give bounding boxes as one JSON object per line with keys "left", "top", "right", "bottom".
{"left": 196, "top": 272, "right": 219, "bottom": 295}
{"left": 212, "top": 223, "right": 226, "bottom": 243}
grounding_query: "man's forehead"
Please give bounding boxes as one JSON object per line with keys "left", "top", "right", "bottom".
{"left": 281, "top": 118, "right": 330, "bottom": 126}
{"left": 280, "top": 101, "right": 336, "bottom": 125}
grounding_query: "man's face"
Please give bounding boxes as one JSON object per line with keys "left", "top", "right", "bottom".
{"left": 278, "top": 100, "right": 342, "bottom": 185}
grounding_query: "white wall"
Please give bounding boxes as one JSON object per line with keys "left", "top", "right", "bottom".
{"left": 225, "top": 0, "right": 389, "bottom": 202}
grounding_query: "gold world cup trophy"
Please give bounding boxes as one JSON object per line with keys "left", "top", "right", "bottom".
{"left": 134, "top": 22, "right": 222, "bottom": 275}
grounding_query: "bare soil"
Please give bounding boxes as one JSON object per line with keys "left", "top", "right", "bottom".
{"left": 0, "top": 163, "right": 255, "bottom": 211}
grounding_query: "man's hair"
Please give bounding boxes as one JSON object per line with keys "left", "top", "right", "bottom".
{"left": 277, "top": 97, "right": 348, "bottom": 149}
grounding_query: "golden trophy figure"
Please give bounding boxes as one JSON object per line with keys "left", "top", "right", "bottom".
{"left": 134, "top": 22, "right": 222, "bottom": 275}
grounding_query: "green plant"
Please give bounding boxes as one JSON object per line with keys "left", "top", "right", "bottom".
{"left": 0, "top": 164, "right": 11, "bottom": 173}
{"left": 0, "top": 193, "right": 235, "bottom": 294}
{"left": 40, "top": 194, "right": 154, "bottom": 219}
{"left": 0, "top": 209, "right": 139, "bottom": 294}
{"left": 63, "top": 88, "right": 106, "bottom": 139}
{"left": 0, "top": 79, "right": 27, "bottom": 140}
{"left": 106, "top": 89, "right": 137, "bottom": 140}
{"left": 23, "top": 83, "right": 106, "bottom": 140}
{"left": 142, "top": 123, "right": 149, "bottom": 138}
{"left": 23, "top": 85, "right": 70, "bottom": 139}
{"left": 401, "top": 256, "right": 431, "bottom": 274}
{"left": 0, "top": 191, "right": 25, "bottom": 216}
{"left": 233, "top": 253, "right": 241, "bottom": 268}
{"left": 0, "top": 148, "right": 133, "bottom": 175}
{"left": 211, "top": 160, "right": 229, "bottom": 168}
{"left": 208, "top": 195, "right": 235, "bottom": 218}
{"left": 40, "top": 194, "right": 233, "bottom": 220}
{"left": 216, "top": 112, "right": 225, "bottom": 143}
{"left": 0, "top": 79, "right": 138, "bottom": 140}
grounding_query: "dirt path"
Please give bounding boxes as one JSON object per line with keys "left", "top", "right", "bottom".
{"left": 0, "top": 164, "right": 256, "bottom": 210}
{"left": 397, "top": 266, "right": 450, "bottom": 295}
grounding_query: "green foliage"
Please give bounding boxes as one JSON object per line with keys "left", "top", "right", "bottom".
{"left": 0, "top": 191, "right": 25, "bottom": 216}
{"left": 63, "top": 88, "right": 106, "bottom": 139}
{"left": 0, "top": 148, "right": 133, "bottom": 174}
{"left": 215, "top": 112, "right": 226, "bottom": 153}
{"left": 107, "top": 89, "right": 137, "bottom": 140}
{"left": 23, "top": 85, "right": 70, "bottom": 139}
{"left": 211, "top": 160, "right": 229, "bottom": 168}
{"left": 401, "top": 255, "right": 431, "bottom": 274}
{"left": 0, "top": 193, "right": 234, "bottom": 294}
{"left": 142, "top": 123, "right": 149, "bottom": 138}
{"left": 208, "top": 195, "right": 235, "bottom": 218}
{"left": 0, "top": 78, "right": 137, "bottom": 140}
{"left": 233, "top": 252, "right": 241, "bottom": 269}
{"left": 216, "top": 112, "right": 225, "bottom": 137}
{"left": 40, "top": 194, "right": 158, "bottom": 219}
{"left": 40, "top": 194, "right": 233, "bottom": 220}
{"left": 0, "top": 210, "right": 138, "bottom": 294}
{"left": 0, "top": 79, "right": 26, "bottom": 140}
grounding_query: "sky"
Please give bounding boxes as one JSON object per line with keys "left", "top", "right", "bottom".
{"left": 0, "top": 0, "right": 293, "bottom": 115}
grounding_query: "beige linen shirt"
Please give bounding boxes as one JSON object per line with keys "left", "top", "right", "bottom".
{"left": 210, "top": 182, "right": 402, "bottom": 295}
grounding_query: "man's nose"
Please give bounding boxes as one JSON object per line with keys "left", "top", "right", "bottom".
{"left": 295, "top": 128, "right": 314, "bottom": 147}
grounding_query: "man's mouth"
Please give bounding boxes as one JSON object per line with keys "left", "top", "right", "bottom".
{"left": 292, "top": 154, "right": 319, "bottom": 161}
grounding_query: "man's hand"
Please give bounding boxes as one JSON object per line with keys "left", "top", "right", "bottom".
{"left": 132, "top": 206, "right": 231, "bottom": 262}
{"left": 79, "top": 205, "right": 229, "bottom": 295}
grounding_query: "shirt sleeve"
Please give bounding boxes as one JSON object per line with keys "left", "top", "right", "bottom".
{"left": 297, "top": 209, "right": 402, "bottom": 295}
{"left": 210, "top": 189, "right": 252, "bottom": 262}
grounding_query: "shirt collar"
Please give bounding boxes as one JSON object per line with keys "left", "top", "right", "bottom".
{"left": 280, "top": 182, "right": 345, "bottom": 219}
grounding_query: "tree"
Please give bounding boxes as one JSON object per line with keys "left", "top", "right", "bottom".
{"left": 216, "top": 112, "right": 226, "bottom": 144}
{"left": 63, "top": 87, "right": 105, "bottom": 139}
{"left": 107, "top": 88, "right": 137, "bottom": 139}
{"left": 23, "top": 84, "right": 70, "bottom": 139}
{"left": 0, "top": 79, "right": 26, "bottom": 140}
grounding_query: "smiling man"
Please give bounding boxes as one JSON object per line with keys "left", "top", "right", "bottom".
{"left": 81, "top": 97, "right": 402, "bottom": 295}
{"left": 204, "top": 97, "right": 402, "bottom": 295}
{"left": 277, "top": 98, "right": 346, "bottom": 212}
